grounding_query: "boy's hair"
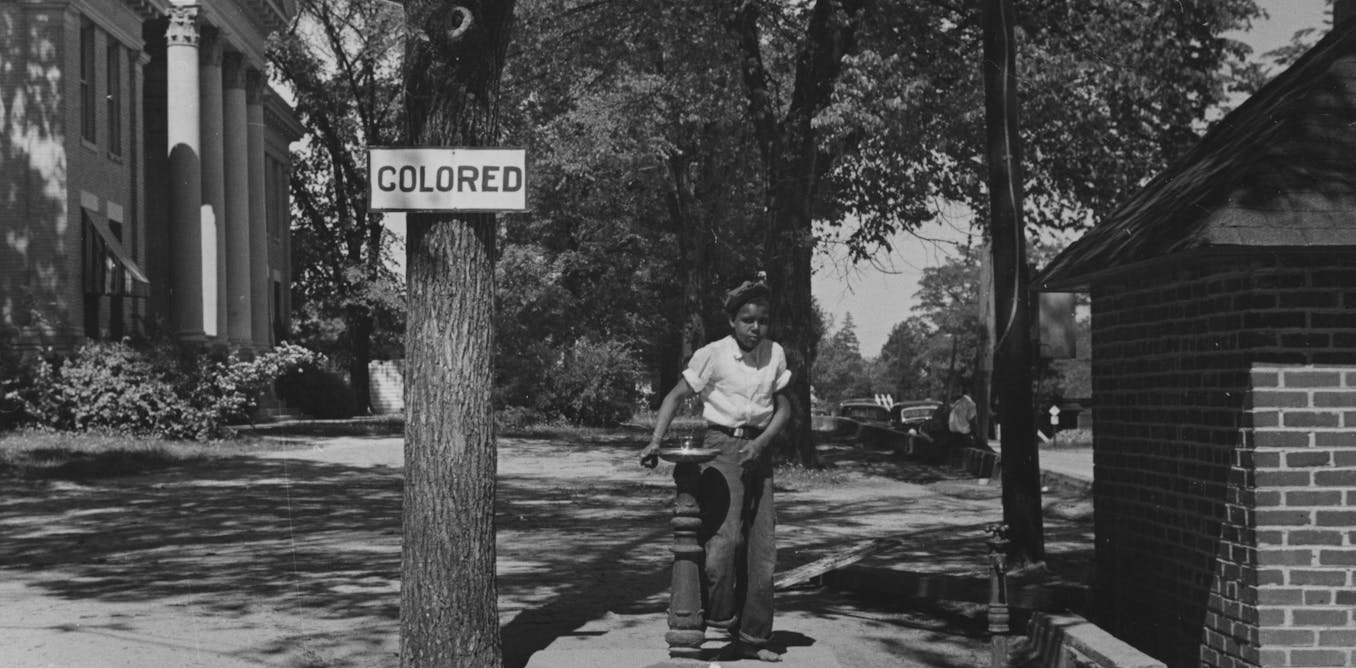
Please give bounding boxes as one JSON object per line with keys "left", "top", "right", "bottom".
{"left": 723, "top": 279, "right": 771, "bottom": 316}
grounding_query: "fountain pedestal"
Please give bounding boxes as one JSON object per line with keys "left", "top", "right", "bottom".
{"left": 658, "top": 445, "right": 719, "bottom": 659}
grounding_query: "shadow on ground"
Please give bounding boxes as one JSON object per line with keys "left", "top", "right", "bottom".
{"left": 0, "top": 434, "right": 1091, "bottom": 668}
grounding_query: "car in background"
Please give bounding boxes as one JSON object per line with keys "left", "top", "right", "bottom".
{"left": 891, "top": 401, "right": 942, "bottom": 431}
{"left": 835, "top": 398, "right": 942, "bottom": 432}
{"left": 835, "top": 398, "right": 893, "bottom": 425}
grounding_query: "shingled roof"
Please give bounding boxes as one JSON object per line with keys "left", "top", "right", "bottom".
{"left": 1038, "top": 23, "right": 1356, "bottom": 291}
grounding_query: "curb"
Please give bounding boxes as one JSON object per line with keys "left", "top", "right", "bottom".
{"left": 1012, "top": 611, "right": 1166, "bottom": 668}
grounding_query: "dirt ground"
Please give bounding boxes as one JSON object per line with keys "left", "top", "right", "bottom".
{"left": 0, "top": 430, "right": 1093, "bottom": 667}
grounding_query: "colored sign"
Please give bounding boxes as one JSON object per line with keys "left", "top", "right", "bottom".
{"left": 368, "top": 147, "right": 526, "bottom": 212}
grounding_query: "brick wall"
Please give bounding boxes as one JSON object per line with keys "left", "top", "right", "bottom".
{"left": 0, "top": 5, "right": 78, "bottom": 350}
{"left": 1249, "top": 364, "right": 1356, "bottom": 667}
{"left": 1090, "top": 252, "right": 1356, "bottom": 667}
{"left": 1, "top": 3, "right": 145, "bottom": 351}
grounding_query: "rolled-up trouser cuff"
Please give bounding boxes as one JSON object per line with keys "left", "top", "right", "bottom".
{"left": 705, "top": 614, "right": 738, "bottom": 631}
{"left": 738, "top": 629, "right": 771, "bottom": 647}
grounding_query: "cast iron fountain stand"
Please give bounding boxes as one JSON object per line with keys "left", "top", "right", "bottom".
{"left": 987, "top": 523, "right": 1011, "bottom": 667}
{"left": 658, "top": 440, "right": 719, "bottom": 659}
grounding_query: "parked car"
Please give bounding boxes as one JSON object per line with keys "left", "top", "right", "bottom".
{"left": 835, "top": 398, "right": 892, "bottom": 425}
{"left": 891, "top": 401, "right": 942, "bottom": 431}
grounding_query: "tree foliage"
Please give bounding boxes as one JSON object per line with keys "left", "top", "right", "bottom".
{"left": 818, "top": 0, "right": 1269, "bottom": 257}
{"left": 488, "top": 0, "right": 1268, "bottom": 438}
{"left": 268, "top": 0, "right": 407, "bottom": 412}
{"left": 496, "top": 0, "right": 768, "bottom": 419}
{"left": 811, "top": 313, "right": 873, "bottom": 404}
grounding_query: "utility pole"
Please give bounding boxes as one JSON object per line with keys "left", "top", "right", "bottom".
{"left": 981, "top": 0, "right": 1043, "bottom": 565}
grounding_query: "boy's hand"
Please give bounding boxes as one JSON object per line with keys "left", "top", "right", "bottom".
{"left": 639, "top": 441, "right": 661, "bottom": 469}
{"left": 738, "top": 439, "right": 766, "bottom": 469}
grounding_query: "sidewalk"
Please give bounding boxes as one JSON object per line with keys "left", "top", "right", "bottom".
{"left": 1036, "top": 446, "right": 1094, "bottom": 495}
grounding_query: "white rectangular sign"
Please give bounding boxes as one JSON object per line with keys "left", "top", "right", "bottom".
{"left": 368, "top": 147, "right": 526, "bottom": 212}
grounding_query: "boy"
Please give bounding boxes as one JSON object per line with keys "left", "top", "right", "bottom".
{"left": 639, "top": 276, "right": 792, "bottom": 662}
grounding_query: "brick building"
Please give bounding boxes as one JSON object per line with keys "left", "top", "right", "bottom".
{"left": 0, "top": 0, "right": 302, "bottom": 353}
{"left": 1038, "top": 9, "right": 1356, "bottom": 668}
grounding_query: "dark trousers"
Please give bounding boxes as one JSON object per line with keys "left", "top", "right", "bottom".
{"left": 698, "top": 429, "right": 776, "bottom": 646}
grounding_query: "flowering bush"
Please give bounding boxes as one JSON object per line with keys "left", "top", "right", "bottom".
{"left": 19, "top": 341, "right": 320, "bottom": 439}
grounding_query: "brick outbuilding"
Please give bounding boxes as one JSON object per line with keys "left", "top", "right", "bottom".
{"left": 1038, "top": 17, "right": 1356, "bottom": 668}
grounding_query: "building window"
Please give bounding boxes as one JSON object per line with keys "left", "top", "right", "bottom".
{"left": 82, "top": 211, "right": 149, "bottom": 340}
{"left": 83, "top": 213, "right": 123, "bottom": 338}
{"left": 266, "top": 156, "right": 284, "bottom": 242}
{"left": 80, "top": 19, "right": 96, "bottom": 144}
{"left": 107, "top": 42, "right": 121, "bottom": 157}
{"left": 273, "top": 280, "right": 286, "bottom": 344}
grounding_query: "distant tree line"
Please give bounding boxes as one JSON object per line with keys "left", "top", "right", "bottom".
{"left": 812, "top": 252, "right": 1090, "bottom": 410}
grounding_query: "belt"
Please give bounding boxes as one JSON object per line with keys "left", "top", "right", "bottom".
{"left": 708, "top": 423, "right": 764, "bottom": 439}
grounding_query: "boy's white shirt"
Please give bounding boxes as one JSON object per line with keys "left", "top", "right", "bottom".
{"left": 683, "top": 336, "right": 792, "bottom": 429}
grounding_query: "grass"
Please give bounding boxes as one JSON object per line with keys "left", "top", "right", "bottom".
{"left": 0, "top": 429, "right": 272, "bottom": 479}
{"left": 774, "top": 461, "right": 850, "bottom": 488}
{"left": 237, "top": 414, "right": 404, "bottom": 437}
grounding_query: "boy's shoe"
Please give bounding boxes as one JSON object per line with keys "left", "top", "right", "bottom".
{"left": 719, "top": 640, "right": 782, "bottom": 663}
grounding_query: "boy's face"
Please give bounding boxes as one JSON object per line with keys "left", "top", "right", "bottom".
{"left": 730, "top": 300, "right": 770, "bottom": 351}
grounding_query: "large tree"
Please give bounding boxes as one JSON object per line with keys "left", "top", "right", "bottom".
{"left": 731, "top": 0, "right": 867, "bottom": 467}
{"left": 269, "top": 0, "right": 407, "bottom": 413}
{"left": 398, "top": 1, "right": 515, "bottom": 666}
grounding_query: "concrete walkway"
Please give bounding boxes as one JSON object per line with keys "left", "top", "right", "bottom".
{"left": 1036, "top": 447, "right": 1094, "bottom": 494}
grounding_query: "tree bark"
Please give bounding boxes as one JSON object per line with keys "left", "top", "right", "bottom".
{"left": 666, "top": 154, "right": 704, "bottom": 360}
{"left": 399, "top": 2, "right": 514, "bottom": 666}
{"left": 982, "top": 0, "right": 1043, "bottom": 565}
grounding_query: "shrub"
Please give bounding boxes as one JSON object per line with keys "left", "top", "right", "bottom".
{"left": 190, "top": 342, "right": 325, "bottom": 425}
{"left": 494, "top": 405, "right": 547, "bottom": 431}
{"left": 542, "top": 337, "right": 643, "bottom": 427}
{"left": 19, "top": 340, "right": 320, "bottom": 439}
{"left": 1, "top": 345, "right": 46, "bottom": 431}
{"left": 24, "top": 342, "right": 200, "bottom": 437}
{"left": 275, "top": 361, "right": 358, "bottom": 419}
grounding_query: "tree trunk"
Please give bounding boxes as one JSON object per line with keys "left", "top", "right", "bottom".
{"left": 347, "top": 304, "right": 373, "bottom": 414}
{"left": 982, "top": 0, "right": 1043, "bottom": 565}
{"left": 402, "top": 215, "right": 499, "bottom": 667}
{"left": 399, "top": 2, "right": 514, "bottom": 666}
{"left": 667, "top": 154, "right": 707, "bottom": 365}
{"left": 764, "top": 179, "right": 818, "bottom": 467}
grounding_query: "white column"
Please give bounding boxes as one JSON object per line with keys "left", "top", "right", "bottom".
{"left": 199, "top": 28, "right": 224, "bottom": 340}
{"left": 246, "top": 69, "right": 270, "bottom": 348}
{"left": 166, "top": 4, "right": 204, "bottom": 341}
{"left": 223, "top": 53, "right": 252, "bottom": 346}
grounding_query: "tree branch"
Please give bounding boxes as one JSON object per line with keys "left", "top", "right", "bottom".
{"left": 730, "top": 0, "right": 779, "bottom": 166}
{"left": 786, "top": 0, "right": 865, "bottom": 130}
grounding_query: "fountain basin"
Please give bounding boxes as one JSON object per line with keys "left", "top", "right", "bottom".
{"left": 658, "top": 447, "right": 719, "bottom": 464}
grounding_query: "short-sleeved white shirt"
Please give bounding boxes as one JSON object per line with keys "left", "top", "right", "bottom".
{"left": 682, "top": 336, "right": 792, "bottom": 429}
{"left": 949, "top": 394, "right": 977, "bottom": 434}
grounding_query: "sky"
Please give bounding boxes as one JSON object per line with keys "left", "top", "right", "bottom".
{"left": 812, "top": 0, "right": 1331, "bottom": 356}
